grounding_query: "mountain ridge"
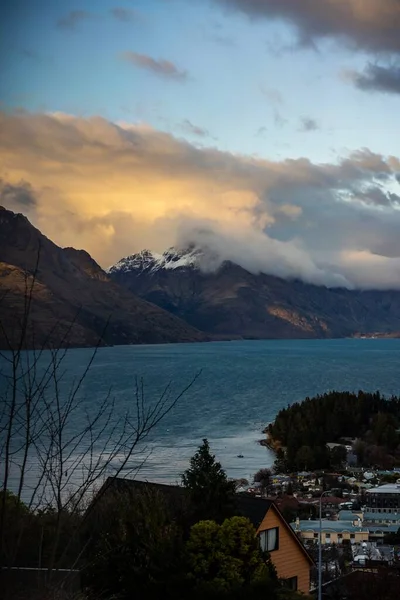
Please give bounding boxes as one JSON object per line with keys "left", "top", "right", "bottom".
{"left": 107, "top": 245, "right": 219, "bottom": 275}
{"left": 108, "top": 247, "right": 400, "bottom": 340}
{"left": 0, "top": 207, "right": 207, "bottom": 349}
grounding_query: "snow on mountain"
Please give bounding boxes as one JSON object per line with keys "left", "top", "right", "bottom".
{"left": 107, "top": 246, "right": 204, "bottom": 274}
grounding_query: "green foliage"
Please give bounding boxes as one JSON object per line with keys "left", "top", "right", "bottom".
{"left": 0, "top": 490, "right": 81, "bottom": 569}
{"left": 253, "top": 468, "right": 272, "bottom": 495}
{"left": 186, "top": 516, "right": 270, "bottom": 594}
{"left": 182, "top": 439, "right": 236, "bottom": 522}
{"left": 0, "top": 490, "right": 29, "bottom": 516}
{"left": 268, "top": 390, "right": 400, "bottom": 471}
{"left": 295, "top": 445, "right": 314, "bottom": 470}
{"left": 274, "top": 448, "right": 289, "bottom": 473}
{"left": 330, "top": 445, "right": 348, "bottom": 468}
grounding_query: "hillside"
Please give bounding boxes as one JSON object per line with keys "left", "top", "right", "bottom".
{"left": 108, "top": 247, "right": 400, "bottom": 339}
{"left": 267, "top": 390, "right": 400, "bottom": 471}
{"left": 0, "top": 207, "right": 206, "bottom": 349}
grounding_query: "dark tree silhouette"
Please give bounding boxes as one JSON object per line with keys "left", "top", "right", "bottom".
{"left": 182, "top": 439, "right": 236, "bottom": 523}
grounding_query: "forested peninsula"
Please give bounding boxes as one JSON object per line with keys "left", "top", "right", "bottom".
{"left": 267, "top": 391, "right": 400, "bottom": 472}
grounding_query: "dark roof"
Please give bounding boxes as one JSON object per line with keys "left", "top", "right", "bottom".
{"left": 235, "top": 494, "right": 273, "bottom": 528}
{"left": 97, "top": 478, "right": 272, "bottom": 527}
{"left": 87, "top": 477, "right": 187, "bottom": 518}
{"left": 102, "top": 476, "right": 184, "bottom": 498}
{"left": 271, "top": 494, "right": 300, "bottom": 512}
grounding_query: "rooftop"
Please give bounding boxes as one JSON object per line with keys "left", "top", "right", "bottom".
{"left": 293, "top": 520, "right": 368, "bottom": 533}
{"left": 363, "top": 512, "right": 400, "bottom": 522}
{"left": 366, "top": 483, "right": 400, "bottom": 494}
{"left": 94, "top": 477, "right": 273, "bottom": 529}
{"left": 338, "top": 510, "right": 362, "bottom": 521}
{"left": 367, "top": 525, "right": 400, "bottom": 533}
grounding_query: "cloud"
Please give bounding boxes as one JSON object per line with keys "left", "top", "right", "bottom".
{"left": 260, "top": 86, "right": 284, "bottom": 106}
{"left": 346, "top": 63, "right": 400, "bottom": 95}
{"left": 274, "top": 111, "right": 288, "bottom": 128}
{"left": 179, "top": 119, "right": 210, "bottom": 137}
{"left": 1, "top": 110, "right": 400, "bottom": 289}
{"left": 120, "top": 52, "right": 188, "bottom": 81}
{"left": 110, "top": 7, "right": 138, "bottom": 23}
{"left": 205, "top": 31, "right": 236, "bottom": 46}
{"left": 213, "top": 0, "right": 400, "bottom": 54}
{"left": 255, "top": 126, "right": 267, "bottom": 138}
{"left": 56, "top": 10, "right": 92, "bottom": 30}
{"left": 299, "top": 116, "right": 319, "bottom": 132}
{"left": 0, "top": 179, "right": 37, "bottom": 210}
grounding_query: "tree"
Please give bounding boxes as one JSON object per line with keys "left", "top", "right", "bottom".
{"left": 295, "top": 445, "right": 314, "bottom": 471}
{"left": 330, "top": 445, "right": 347, "bottom": 468}
{"left": 353, "top": 439, "right": 366, "bottom": 466}
{"left": 253, "top": 468, "right": 272, "bottom": 496}
{"left": 273, "top": 448, "right": 288, "bottom": 474}
{"left": 268, "top": 390, "right": 400, "bottom": 471}
{"left": 182, "top": 439, "right": 236, "bottom": 523}
{"left": 186, "top": 517, "right": 270, "bottom": 594}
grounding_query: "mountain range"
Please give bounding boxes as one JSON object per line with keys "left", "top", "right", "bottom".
{"left": 108, "top": 247, "right": 400, "bottom": 340}
{"left": 0, "top": 207, "right": 205, "bottom": 349}
{"left": 2, "top": 206, "right": 400, "bottom": 350}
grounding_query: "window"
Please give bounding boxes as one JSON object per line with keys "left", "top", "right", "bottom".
{"left": 259, "top": 527, "right": 279, "bottom": 552}
{"left": 282, "top": 577, "right": 298, "bottom": 591}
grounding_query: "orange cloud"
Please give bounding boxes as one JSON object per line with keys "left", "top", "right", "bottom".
{"left": 1, "top": 110, "right": 400, "bottom": 288}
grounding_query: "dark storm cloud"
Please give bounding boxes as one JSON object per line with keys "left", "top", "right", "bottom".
{"left": 57, "top": 10, "right": 92, "bottom": 30}
{"left": 120, "top": 52, "right": 188, "bottom": 81}
{"left": 0, "top": 180, "right": 37, "bottom": 209}
{"left": 348, "top": 63, "right": 400, "bottom": 95}
{"left": 213, "top": 0, "right": 400, "bottom": 53}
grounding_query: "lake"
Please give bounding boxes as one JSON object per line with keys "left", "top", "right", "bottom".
{"left": 2, "top": 338, "right": 400, "bottom": 494}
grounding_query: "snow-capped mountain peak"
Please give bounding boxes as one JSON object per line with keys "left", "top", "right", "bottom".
{"left": 107, "top": 246, "right": 205, "bottom": 274}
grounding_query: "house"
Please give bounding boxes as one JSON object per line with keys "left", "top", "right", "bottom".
{"left": 92, "top": 478, "right": 314, "bottom": 594}
{"left": 365, "top": 482, "right": 400, "bottom": 512}
{"left": 236, "top": 495, "right": 314, "bottom": 593}
{"left": 293, "top": 519, "right": 369, "bottom": 545}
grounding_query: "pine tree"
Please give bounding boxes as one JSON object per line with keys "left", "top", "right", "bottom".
{"left": 182, "top": 439, "right": 236, "bottom": 523}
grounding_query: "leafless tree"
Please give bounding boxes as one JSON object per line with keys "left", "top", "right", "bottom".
{"left": 0, "top": 256, "right": 200, "bottom": 586}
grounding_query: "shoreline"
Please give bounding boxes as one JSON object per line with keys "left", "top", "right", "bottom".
{"left": 259, "top": 426, "right": 283, "bottom": 453}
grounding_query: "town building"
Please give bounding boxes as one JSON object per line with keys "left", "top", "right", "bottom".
{"left": 365, "top": 482, "right": 400, "bottom": 513}
{"left": 252, "top": 499, "right": 314, "bottom": 593}
{"left": 293, "top": 519, "right": 369, "bottom": 545}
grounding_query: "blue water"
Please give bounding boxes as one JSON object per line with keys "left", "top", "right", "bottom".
{"left": 3, "top": 339, "right": 400, "bottom": 494}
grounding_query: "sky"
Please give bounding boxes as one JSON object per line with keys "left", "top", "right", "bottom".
{"left": 1, "top": 0, "right": 400, "bottom": 288}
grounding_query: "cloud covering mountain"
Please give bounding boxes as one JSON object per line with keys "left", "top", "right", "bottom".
{"left": 1, "top": 110, "right": 400, "bottom": 289}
